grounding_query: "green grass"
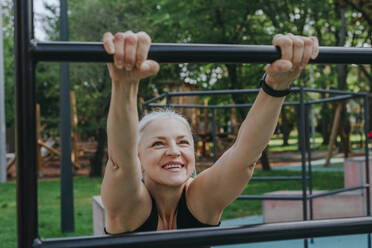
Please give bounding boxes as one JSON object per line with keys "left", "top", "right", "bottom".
{"left": 267, "top": 132, "right": 366, "bottom": 152}
{"left": 0, "top": 171, "right": 344, "bottom": 247}
{"left": 0, "top": 177, "right": 102, "bottom": 248}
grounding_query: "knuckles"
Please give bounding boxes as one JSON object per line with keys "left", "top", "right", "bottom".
{"left": 303, "top": 37, "right": 313, "bottom": 46}
{"left": 293, "top": 37, "right": 304, "bottom": 48}
{"left": 137, "top": 31, "right": 151, "bottom": 45}
{"left": 114, "top": 32, "right": 125, "bottom": 41}
{"left": 276, "top": 36, "right": 293, "bottom": 47}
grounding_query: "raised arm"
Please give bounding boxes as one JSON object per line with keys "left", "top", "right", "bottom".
{"left": 187, "top": 34, "right": 319, "bottom": 224}
{"left": 100, "top": 31, "right": 159, "bottom": 233}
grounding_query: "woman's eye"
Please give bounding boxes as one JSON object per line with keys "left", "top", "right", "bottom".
{"left": 179, "top": 140, "right": 189, "bottom": 145}
{"left": 152, "top": 141, "right": 163, "bottom": 147}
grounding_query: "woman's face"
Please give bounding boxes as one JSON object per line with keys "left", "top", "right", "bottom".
{"left": 138, "top": 118, "right": 195, "bottom": 187}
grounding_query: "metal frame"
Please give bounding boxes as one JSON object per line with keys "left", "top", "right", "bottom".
{"left": 143, "top": 87, "right": 370, "bottom": 208}
{"left": 14, "top": 0, "right": 372, "bottom": 248}
{"left": 143, "top": 87, "right": 371, "bottom": 248}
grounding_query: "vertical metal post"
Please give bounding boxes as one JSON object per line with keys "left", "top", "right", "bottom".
{"left": 59, "top": 0, "right": 74, "bottom": 233}
{"left": 211, "top": 109, "right": 217, "bottom": 162}
{"left": 305, "top": 104, "right": 314, "bottom": 244}
{"left": 305, "top": 104, "right": 314, "bottom": 219}
{"left": 299, "top": 87, "right": 308, "bottom": 248}
{"left": 14, "top": 0, "right": 38, "bottom": 247}
{"left": 309, "top": 65, "right": 316, "bottom": 148}
{"left": 363, "top": 95, "right": 371, "bottom": 247}
{"left": 140, "top": 102, "right": 145, "bottom": 118}
{"left": 165, "top": 93, "right": 170, "bottom": 108}
{"left": 0, "top": 4, "right": 7, "bottom": 183}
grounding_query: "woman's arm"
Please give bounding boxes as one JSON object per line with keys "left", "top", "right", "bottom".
{"left": 187, "top": 34, "right": 319, "bottom": 224}
{"left": 100, "top": 31, "right": 159, "bottom": 233}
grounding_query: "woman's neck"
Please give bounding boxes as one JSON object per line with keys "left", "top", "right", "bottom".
{"left": 145, "top": 180, "right": 186, "bottom": 221}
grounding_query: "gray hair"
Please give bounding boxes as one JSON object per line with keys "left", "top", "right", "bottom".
{"left": 138, "top": 109, "right": 193, "bottom": 146}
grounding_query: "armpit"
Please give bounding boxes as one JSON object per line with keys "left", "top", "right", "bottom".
{"left": 248, "top": 162, "right": 256, "bottom": 170}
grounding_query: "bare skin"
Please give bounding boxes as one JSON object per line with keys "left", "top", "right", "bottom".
{"left": 101, "top": 31, "right": 319, "bottom": 233}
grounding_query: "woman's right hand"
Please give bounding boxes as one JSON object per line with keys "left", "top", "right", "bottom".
{"left": 103, "top": 31, "right": 159, "bottom": 84}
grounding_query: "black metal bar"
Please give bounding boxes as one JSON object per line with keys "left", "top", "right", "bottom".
{"left": 299, "top": 87, "right": 308, "bottom": 220}
{"left": 147, "top": 101, "right": 300, "bottom": 109}
{"left": 305, "top": 94, "right": 354, "bottom": 105}
{"left": 305, "top": 104, "right": 315, "bottom": 244}
{"left": 165, "top": 92, "right": 170, "bottom": 109}
{"left": 309, "top": 185, "right": 369, "bottom": 199}
{"left": 250, "top": 176, "right": 308, "bottom": 181}
{"left": 364, "top": 95, "right": 371, "bottom": 217}
{"left": 31, "top": 42, "right": 372, "bottom": 64}
{"left": 59, "top": 0, "right": 74, "bottom": 233}
{"left": 143, "top": 87, "right": 360, "bottom": 97}
{"left": 149, "top": 103, "right": 254, "bottom": 109}
{"left": 166, "top": 87, "right": 363, "bottom": 96}
{"left": 299, "top": 87, "right": 308, "bottom": 248}
{"left": 305, "top": 105, "right": 314, "bottom": 224}
{"left": 148, "top": 97, "right": 364, "bottom": 109}
{"left": 211, "top": 109, "right": 217, "bottom": 162}
{"left": 237, "top": 195, "right": 305, "bottom": 200}
{"left": 142, "top": 93, "right": 167, "bottom": 106}
{"left": 363, "top": 95, "right": 372, "bottom": 248}
{"left": 167, "top": 88, "right": 260, "bottom": 96}
{"left": 33, "top": 217, "right": 372, "bottom": 248}
{"left": 15, "top": 0, "right": 38, "bottom": 248}
{"left": 302, "top": 87, "right": 366, "bottom": 96}
{"left": 149, "top": 97, "right": 353, "bottom": 108}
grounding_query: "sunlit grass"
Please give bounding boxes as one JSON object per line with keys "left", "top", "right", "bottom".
{"left": 0, "top": 171, "right": 344, "bottom": 247}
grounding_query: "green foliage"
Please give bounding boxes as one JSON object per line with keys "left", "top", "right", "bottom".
{"left": 0, "top": 170, "right": 344, "bottom": 246}
{"left": 2, "top": 0, "right": 15, "bottom": 126}
{"left": 3, "top": 0, "right": 371, "bottom": 142}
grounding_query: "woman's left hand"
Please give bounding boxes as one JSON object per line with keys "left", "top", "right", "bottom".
{"left": 265, "top": 34, "right": 319, "bottom": 90}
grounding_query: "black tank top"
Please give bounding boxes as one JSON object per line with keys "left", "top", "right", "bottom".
{"left": 134, "top": 188, "right": 220, "bottom": 232}
{"left": 105, "top": 188, "right": 219, "bottom": 248}
{"left": 105, "top": 188, "right": 220, "bottom": 232}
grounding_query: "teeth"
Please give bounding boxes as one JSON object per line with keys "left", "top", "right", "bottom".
{"left": 164, "top": 164, "right": 182, "bottom": 169}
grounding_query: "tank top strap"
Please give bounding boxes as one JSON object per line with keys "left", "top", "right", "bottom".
{"left": 133, "top": 194, "right": 158, "bottom": 232}
{"left": 177, "top": 188, "right": 221, "bottom": 229}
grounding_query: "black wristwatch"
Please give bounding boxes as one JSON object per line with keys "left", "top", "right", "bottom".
{"left": 260, "top": 73, "right": 291, "bottom": 97}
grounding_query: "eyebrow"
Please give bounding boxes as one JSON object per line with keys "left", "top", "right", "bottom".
{"left": 151, "top": 135, "right": 189, "bottom": 140}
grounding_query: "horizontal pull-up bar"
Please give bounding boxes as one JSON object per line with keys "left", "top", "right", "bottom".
{"left": 33, "top": 217, "right": 372, "bottom": 248}
{"left": 31, "top": 41, "right": 372, "bottom": 64}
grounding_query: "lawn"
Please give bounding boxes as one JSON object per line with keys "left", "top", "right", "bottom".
{"left": 0, "top": 170, "right": 344, "bottom": 247}
{"left": 268, "top": 132, "right": 366, "bottom": 152}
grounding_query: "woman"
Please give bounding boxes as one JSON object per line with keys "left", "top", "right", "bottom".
{"left": 101, "top": 31, "right": 319, "bottom": 234}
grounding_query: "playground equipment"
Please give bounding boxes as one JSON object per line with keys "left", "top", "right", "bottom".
{"left": 14, "top": 0, "right": 372, "bottom": 247}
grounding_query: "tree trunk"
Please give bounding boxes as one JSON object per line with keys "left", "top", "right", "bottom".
{"left": 336, "top": 8, "right": 350, "bottom": 157}
{"left": 89, "top": 71, "right": 110, "bottom": 177}
{"left": 89, "top": 126, "right": 106, "bottom": 177}
{"left": 281, "top": 106, "right": 290, "bottom": 146}
{"left": 260, "top": 148, "right": 271, "bottom": 171}
{"left": 226, "top": 64, "right": 271, "bottom": 170}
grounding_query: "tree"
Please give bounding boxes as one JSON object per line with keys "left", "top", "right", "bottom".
{"left": 2, "top": 0, "right": 15, "bottom": 127}
{"left": 35, "top": 0, "right": 371, "bottom": 175}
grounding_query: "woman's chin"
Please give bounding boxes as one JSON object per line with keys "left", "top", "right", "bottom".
{"left": 159, "top": 175, "right": 190, "bottom": 187}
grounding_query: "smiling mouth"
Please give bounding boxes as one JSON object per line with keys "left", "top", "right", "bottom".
{"left": 162, "top": 163, "right": 184, "bottom": 169}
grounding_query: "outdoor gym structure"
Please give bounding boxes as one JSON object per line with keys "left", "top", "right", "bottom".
{"left": 14, "top": 0, "right": 372, "bottom": 248}
{"left": 143, "top": 86, "right": 371, "bottom": 248}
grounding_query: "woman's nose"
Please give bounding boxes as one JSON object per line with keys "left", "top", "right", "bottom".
{"left": 166, "top": 143, "right": 181, "bottom": 156}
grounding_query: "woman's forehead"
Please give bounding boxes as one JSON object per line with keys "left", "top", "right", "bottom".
{"left": 142, "top": 118, "right": 191, "bottom": 138}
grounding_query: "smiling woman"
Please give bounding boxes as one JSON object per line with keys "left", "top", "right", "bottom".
{"left": 100, "top": 30, "right": 319, "bottom": 244}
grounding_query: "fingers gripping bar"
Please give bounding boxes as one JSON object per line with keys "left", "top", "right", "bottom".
{"left": 31, "top": 41, "right": 372, "bottom": 64}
